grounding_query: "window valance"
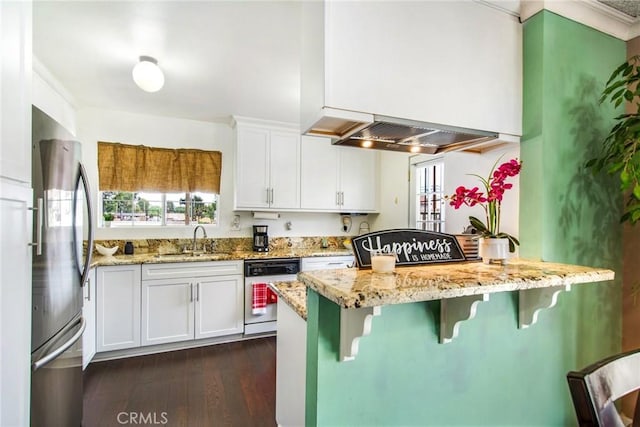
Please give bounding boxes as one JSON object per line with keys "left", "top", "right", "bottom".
{"left": 98, "top": 141, "right": 222, "bottom": 193}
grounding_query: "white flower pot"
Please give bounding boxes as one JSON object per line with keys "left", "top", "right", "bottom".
{"left": 479, "top": 237, "right": 509, "bottom": 265}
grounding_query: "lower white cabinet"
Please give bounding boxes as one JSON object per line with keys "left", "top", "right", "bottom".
{"left": 141, "top": 261, "right": 244, "bottom": 346}
{"left": 96, "top": 265, "right": 142, "bottom": 352}
{"left": 195, "top": 275, "right": 244, "bottom": 339}
{"left": 141, "top": 278, "right": 194, "bottom": 346}
{"left": 82, "top": 268, "right": 96, "bottom": 369}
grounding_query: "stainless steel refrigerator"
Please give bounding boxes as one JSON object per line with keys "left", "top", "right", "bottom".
{"left": 30, "top": 107, "right": 94, "bottom": 426}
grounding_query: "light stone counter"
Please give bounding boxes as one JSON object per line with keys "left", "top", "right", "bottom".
{"left": 297, "top": 258, "right": 615, "bottom": 309}
{"left": 90, "top": 248, "right": 353, "bottom": 268}
{"left": 297, "top": 258, "right": 615, "bottom": 360}
{"left": 269, "top": 281, "right": 307, "bottom": 320}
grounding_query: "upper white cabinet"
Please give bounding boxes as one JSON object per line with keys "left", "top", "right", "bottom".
{"left": 301, "top": 135, "right": 378, "bottom": 212}
{"left": 1, "top": 0, "right": 32, "bottom": 184}
{"left": 300, "top": 1, "right": 522, "bottom": 139}
{"left": 234, "top": 117, "right": 300, "bottom": 210}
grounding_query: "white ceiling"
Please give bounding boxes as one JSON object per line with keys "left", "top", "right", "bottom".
{"left": 33, "top": 1, "right": 640, "bottom": 127}
{"left": 33, "top": 1, "right": 302, "bottom": 124}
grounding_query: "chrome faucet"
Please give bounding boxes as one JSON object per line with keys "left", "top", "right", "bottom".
{"left": 192, "top": 225, "right": 207, "bottom": 254}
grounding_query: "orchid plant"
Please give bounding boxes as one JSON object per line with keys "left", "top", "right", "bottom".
{"left": 448, "top": 158, "right": 522, "bottom": 252}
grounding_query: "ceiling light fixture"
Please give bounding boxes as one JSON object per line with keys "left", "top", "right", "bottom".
{"left": 132, "top": 55, "right": 164, "bottom": 92}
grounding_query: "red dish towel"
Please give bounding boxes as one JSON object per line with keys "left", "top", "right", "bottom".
{"left": 252, "top": 283, "right": 268, "bottom": 315}
{"left": 267, "top": 286, "right": 278, "bottom": 304}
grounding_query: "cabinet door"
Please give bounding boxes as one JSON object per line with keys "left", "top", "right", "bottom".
{"left": 0, "top": 1, "right": 31, "bottom": 184}
{"left": 0, "top": 180, "right": 32, "bottom": 427}
{"left": 96, "top": 265, "right": 141, "bottom": 352}
{"left": 235, "top": 126, "right": 270, "bottom": 209}
{"left": 339, "top": 146, "right": 378, "bottom": 212}
{"left": 82, "top": 268, "right": 96, "bottom": 369}
{"left": 301, "top": 256, "right": 355, "bottom": 271}
{"left": 141, "top": 279, "right": 194, "bottom": 346}
{"left": 195, "top": 275, "right": 244, "bottom": 339}
{"left": 300, "top": 135, "right": 340, "bottom": 210}
{"left": 269, "top": 131, "right": 300, "bottom": 209}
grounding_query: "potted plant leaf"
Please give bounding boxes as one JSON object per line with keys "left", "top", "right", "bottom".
{"left": 587, "top": 54, "right": 640, "bottom": 224}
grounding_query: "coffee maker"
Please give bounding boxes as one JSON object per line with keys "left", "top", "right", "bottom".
{"left": 253, "top": 225, "right": 269, "bottom": 252}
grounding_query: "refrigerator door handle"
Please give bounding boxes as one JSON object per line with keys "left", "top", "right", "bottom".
{"left": 77, "top": 163, "right": 94, "bottom": 287}
{"left": 28, "top": 197, "right": 43, "bottom": 255}
{"left": 32, "top": 316, "right": 85, "bottom": 371}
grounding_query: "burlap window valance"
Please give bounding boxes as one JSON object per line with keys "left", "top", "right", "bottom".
{"left": 98, "top": 141, "right": 222, "bottom": 193}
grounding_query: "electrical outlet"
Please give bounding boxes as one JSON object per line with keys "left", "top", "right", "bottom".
{"left": 230, "top": 215, "right": 241, "bottom": 231}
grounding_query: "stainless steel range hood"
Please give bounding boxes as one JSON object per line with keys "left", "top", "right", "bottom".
{"left": 306, "top": 109, "right": 516, "bottom": 155}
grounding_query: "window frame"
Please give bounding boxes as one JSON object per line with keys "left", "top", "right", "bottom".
{"left": 409, "top": 156, "right": 446, "bottom": 233}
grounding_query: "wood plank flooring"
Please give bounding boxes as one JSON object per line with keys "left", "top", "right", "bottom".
{"left": 83, "top": 337, "right": 277, "bottom": 427}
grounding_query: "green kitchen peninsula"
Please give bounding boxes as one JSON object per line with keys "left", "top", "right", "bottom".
{"left": 273, "top": 259, "right": 615, "bottom": 426}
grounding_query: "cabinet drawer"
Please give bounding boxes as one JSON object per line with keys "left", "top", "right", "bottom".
{"left": 142, "top": 261, "right": 243, "bottom": 280}
{"left": 301, "top": 256, "right": 355, "bottom": 271}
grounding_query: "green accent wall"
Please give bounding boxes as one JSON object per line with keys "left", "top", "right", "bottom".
{"left": 304, "top": 11, "right": 624, "bottom": 426}
{"left": 520, "top": 10, "right": 623, "bottom": 367}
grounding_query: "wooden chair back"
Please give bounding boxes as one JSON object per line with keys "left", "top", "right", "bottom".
{"left": 567, "top": 348, "right": 640, "bottom": 426}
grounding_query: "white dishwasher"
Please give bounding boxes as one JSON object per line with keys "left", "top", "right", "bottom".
{"left": 244, "top": 257, "right": 300, "bottom": 336}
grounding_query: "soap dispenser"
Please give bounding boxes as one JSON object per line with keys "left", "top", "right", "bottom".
{"left": 124, "top": 241, "right": 134, "bottom": 255}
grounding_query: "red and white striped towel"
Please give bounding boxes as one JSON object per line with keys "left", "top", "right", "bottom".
{"left": 267, "top": 287, "right": 278, "bottom": 304}
{"left": 252, "top": 283, "right": 268, "bottom": 315}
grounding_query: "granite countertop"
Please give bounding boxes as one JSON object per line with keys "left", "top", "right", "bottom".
{"left": 90, "top": 248, "right": 353, "bottom": 268}
{"left": 297, "top": 259, "right": 615, "bottom": 309}
{"left": 268, "top": 281, "right": 307, "bottom": 320}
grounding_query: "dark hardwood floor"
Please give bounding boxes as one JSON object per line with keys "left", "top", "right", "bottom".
{"left": 83, "top": 337, "right": 277, "bottom": 427}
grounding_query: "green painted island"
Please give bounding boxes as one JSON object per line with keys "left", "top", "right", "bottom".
{"left": 271, "top": 259, "right": 616, "bottom": 426}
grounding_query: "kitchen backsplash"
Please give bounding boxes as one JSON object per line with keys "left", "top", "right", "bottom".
{"left": 88, "top": 236, "right": 349, "bottom": 256}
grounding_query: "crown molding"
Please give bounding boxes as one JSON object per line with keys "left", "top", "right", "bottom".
{"left": 520, "top": 0, "right": 640, "bottom": 41}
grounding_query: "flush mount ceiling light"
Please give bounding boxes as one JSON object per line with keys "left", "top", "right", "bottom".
{"left": 132, "top": 55, "right": 164, "bottom": 92}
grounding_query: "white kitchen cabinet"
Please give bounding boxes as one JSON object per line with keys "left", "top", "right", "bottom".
{"left": 141, "top": 261, "right": 243, "bottom": 346}
{"left": 301, "top": 255, "right": 355, "bottom": 271}
{"left": 195, "top": 274, "right": 244, "bottom": 339}
{"left": 0, "top": 2, "right": 31, "bottom": 425}
{"left": 0, "top": 181, "right": 32, "bottom": 427}
{"left": 96, "top": 265, "right": 141, "bottom": 352}
{"left": 1, "top": 0, "right": 32, "bottom": 184}
{"left": 234, "top": 118, "right": 300, "bottom": 210}
{"left": 300, "top": 135, "right": 378, "bottom": 212}
{"left": 82, "top": 268, "right": 96, "bottom": 369}
{"left": 141, "top": 278, "right": 194, "bottom": 346}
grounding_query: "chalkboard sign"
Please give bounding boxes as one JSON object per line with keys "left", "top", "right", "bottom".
{"left": 352, "top": 229, "right": 467, "bottom": 269}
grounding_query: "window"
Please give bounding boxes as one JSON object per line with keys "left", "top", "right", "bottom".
{"left": 97, "top": 141, "right": 222, "bottom": 228}
{"left": 412, "top": 160, "right": 445, "bottom": 232}
{"left": 101, "top": 191, "right": 218, "bottom": 226}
